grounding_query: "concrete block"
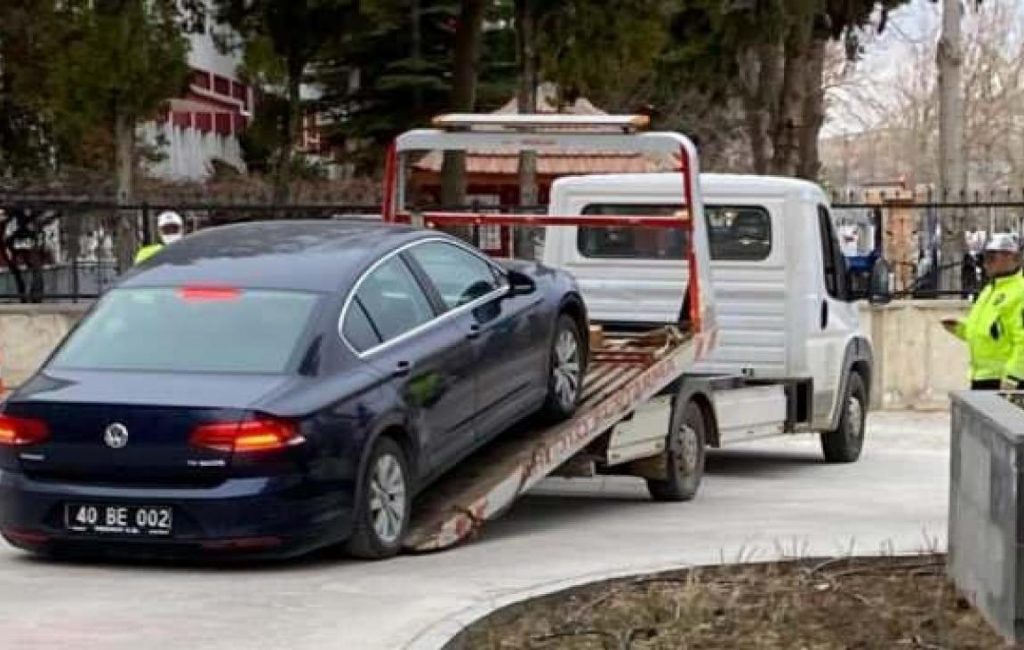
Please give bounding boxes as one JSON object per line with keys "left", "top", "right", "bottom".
{"left": 949, "top": 391, "right": 1024, "bottom": 642}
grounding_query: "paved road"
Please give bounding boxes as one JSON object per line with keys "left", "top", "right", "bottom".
{"left": 0, "top": 412, "right": 950, "bottom": 650}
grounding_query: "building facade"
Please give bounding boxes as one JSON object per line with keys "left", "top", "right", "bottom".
{"left": 143, "top": 4, "right": 251, "bottom": 181}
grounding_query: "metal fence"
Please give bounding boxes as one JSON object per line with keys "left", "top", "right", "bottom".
{"left": 5, "top": 189, "right": 1024, "bottom": 303}
{"left": 0, "top": 195, "right": 381, "bottom": 303}
{"left": 831, "top": 191, "right": 1024, "bottom": 299}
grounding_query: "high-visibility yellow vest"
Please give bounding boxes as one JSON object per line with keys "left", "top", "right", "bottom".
{"left": 952, "top": 270, "right": 1024, "bottom": 382}
{"left": 134, "top": 244, "right": 163, "bottom": 265}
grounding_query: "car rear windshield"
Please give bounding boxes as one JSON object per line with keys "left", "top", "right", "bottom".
{"left": 50, "top": 287, "right": 320, "bottom": 374}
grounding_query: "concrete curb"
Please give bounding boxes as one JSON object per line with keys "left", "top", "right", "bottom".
{"left": 402, "top": 539, "right": 944, "bottom": 650}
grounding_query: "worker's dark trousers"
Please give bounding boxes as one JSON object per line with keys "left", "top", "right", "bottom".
{"left": 971, "top": 379, "right": 1002, "bottom": 390}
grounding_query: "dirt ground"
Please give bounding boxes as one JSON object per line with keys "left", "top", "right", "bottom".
{"left": 450, "top": 555, "right": 1009, "bottom": 649}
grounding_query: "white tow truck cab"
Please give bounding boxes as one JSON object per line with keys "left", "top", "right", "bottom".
{"left": 543, "top": 172, "right": 875, "bottom": 466}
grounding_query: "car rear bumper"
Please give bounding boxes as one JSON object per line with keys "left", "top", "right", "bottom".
{"left": 0, "top": 469, "right": 354, "bottom": 559}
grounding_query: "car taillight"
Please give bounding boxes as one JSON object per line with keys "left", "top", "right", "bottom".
{"left": 0, "top": 415, "right": 50, "bottom": 447}
{"left": 190, "top": 417, "right": 304, "bottom": 453}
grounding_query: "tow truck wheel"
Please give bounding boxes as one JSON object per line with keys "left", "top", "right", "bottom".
{"left": 820, "top": 372, "right": 867, "bottom": 463}
{"left": 647, "top": 399, "right": 706, "bottom": 502}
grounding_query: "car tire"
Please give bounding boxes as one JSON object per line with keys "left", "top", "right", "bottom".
{"left": 647, "top": 398, "right": 706, "bottom": 502}
{"left": 541, "top": 314, "right": 585, "bottom": 421}
{"left": 347, "top": 436, "right": 411, "bottom": 560}
{"left": 820, "top": 372, "right": 867, "bottom": 463}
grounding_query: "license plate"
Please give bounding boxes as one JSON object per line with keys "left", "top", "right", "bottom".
{"left": 64, "top": 504, "right": 173, "bottom": 537}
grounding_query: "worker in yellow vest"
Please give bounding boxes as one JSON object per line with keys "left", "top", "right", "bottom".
{"left": 134, "top": 211, "right": 184, "bottom": 264}
{"left": 942, "top": 232, "right": 1024, "bottom": 389}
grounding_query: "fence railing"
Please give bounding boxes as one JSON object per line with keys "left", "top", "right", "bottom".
{"left": 0, "top": 196, "right": 381, "bottom": 303}
{"left": 831, "top": 194, "right": 1024, "bottom": 299}
{"left": 4, "top": 190, "right": 1024, "bottom": 303}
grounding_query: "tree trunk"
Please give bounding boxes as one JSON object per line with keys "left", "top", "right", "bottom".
{"left": 516, "top": 0, "right": 538, "bottom": 209}
{"left": 274, "top": 68, "right": 303, "bottom": 207}
{"left": 114, "top": 108, "right": 137, "bottom": 271}
{"left": 441, "top": 0, "right": 486, "bottom": 207}
{"left": 411, "top": 0, "right": 423, "bottom": 113}
{"left": 770, "top": 29, "right": 810, "bottom": 177}
{"left": 737, "top": 42, "right": 783, "bottom": 174}
{"left": 797, "top": 36, "right": 827, "bottom": 181}
{"left": 938, "top": 0, "right": 965, "bottom": 291}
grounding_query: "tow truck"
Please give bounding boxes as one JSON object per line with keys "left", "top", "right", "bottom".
{"left": 382, "top": 114, "right": 876, "bottom": 553}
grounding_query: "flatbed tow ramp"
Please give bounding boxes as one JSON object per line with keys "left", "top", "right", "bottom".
{"left": 405, "top": 328, "right": 696, "bottom": 551}
{"left": 384, "top": 114, "right": 720, "bottom": 552}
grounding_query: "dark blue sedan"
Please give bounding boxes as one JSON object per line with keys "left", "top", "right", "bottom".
{"left": 0, "top": 221, "right": 587, "bottom": 559}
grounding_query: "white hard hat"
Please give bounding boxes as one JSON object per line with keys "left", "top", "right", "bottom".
{"left": 156, "top": 211, "right": 184, "bottom": 245}
{"left": 157, "top": 211, "right": 183, "bottom": 228}
{"left": 985, "top": 232, "right": 1020, "bottom": 253}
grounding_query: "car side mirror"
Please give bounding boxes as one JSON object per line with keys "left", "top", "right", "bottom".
{"left": 506, "top": 269, "right": 536, "bottom": 296}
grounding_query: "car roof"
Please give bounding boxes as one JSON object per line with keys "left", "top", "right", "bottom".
{"left": 119, "top": 219, "right": 433, "bottom": 293}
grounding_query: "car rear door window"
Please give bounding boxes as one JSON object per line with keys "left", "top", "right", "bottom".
{"left": 355, "top": 256, "right": 436, "bottom": 344}
{"left": 406, "top": 241, "right": 502, "bottom": 310}
{"left": 342, "top": 298, "right": 382, "bottom": 353}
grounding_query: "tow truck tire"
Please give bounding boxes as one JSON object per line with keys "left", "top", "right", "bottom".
{"left": 820, "top": 372, "right": 867, "bottom": 463}
{"left": 347, "top": 436, "right": 411, "bottom": 560}
{"left": 647, "top": 399, "right": 706, "bottom": 502}
{"left": 541, "top": 315, "right": 585, "bottom": 421}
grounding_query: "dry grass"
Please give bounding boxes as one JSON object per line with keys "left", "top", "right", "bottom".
{"left": 450, "top": 555, "right": 1008, "bottom": 650}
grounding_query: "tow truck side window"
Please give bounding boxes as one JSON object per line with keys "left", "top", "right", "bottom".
{"left": 705, "top": 206, "right": 772, "bottom": 261}
{"left": 578, "top": 204, "right": 687, "bottom": 259}
{"left": 577, "top": 204, "right": 771, "bottom": 261}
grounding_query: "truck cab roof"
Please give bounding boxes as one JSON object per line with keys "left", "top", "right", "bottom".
{"left": 551, "top": 172, "right": 830, "bottom": 207}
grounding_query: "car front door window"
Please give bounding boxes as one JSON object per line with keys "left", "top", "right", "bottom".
{"left": 407, "top": 241, "right": 502, "bottom": 310}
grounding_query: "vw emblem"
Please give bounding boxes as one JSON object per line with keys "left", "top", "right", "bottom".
{"left": 104, "top": 423, "right": 129, "bottom": 449}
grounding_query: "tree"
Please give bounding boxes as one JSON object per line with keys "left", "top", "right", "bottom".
{"left": 514, "top": 0, "right": 539, "bottom": 208}
{"left": 441, "top": 0, "right": 487, "bottom": 205}
{"left": 820, "top": 1, "right": 1024, "bottom": 191}
{"left": 326, "top": 0, "right": 514, "bottom": 177}
{"left": 663, "top": 0, "right": 910, "bottom": 179}
{"left": 937, "top": 0, "right": 966, "bottom": 283}
{"left": 322, "top": 0, "right": 456, "bottom": 174}
{"left": 0, "top": 2, "right": 62, "bottom": 181}
{"left": 537, "top": 0, "right": 670, "bottom": 112}
{"left": 44, "top": 0, "right": 190, "bottom": 268}
{"left": 213, "top": 0, "right": 359, "bottom": 203}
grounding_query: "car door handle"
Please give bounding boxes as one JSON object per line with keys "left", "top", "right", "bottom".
{"left": 466, "top": 324, "right": 481, "bottom": 340}
{"left": 393, "top": 361, "right": 412, "bottom": 378}
{"left": 820, "top": 300, "right": 829, "bottom": 330}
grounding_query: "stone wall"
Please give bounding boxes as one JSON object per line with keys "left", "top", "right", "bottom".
{"left": 861, "top": 299, "right": 970, "bottom": 411}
